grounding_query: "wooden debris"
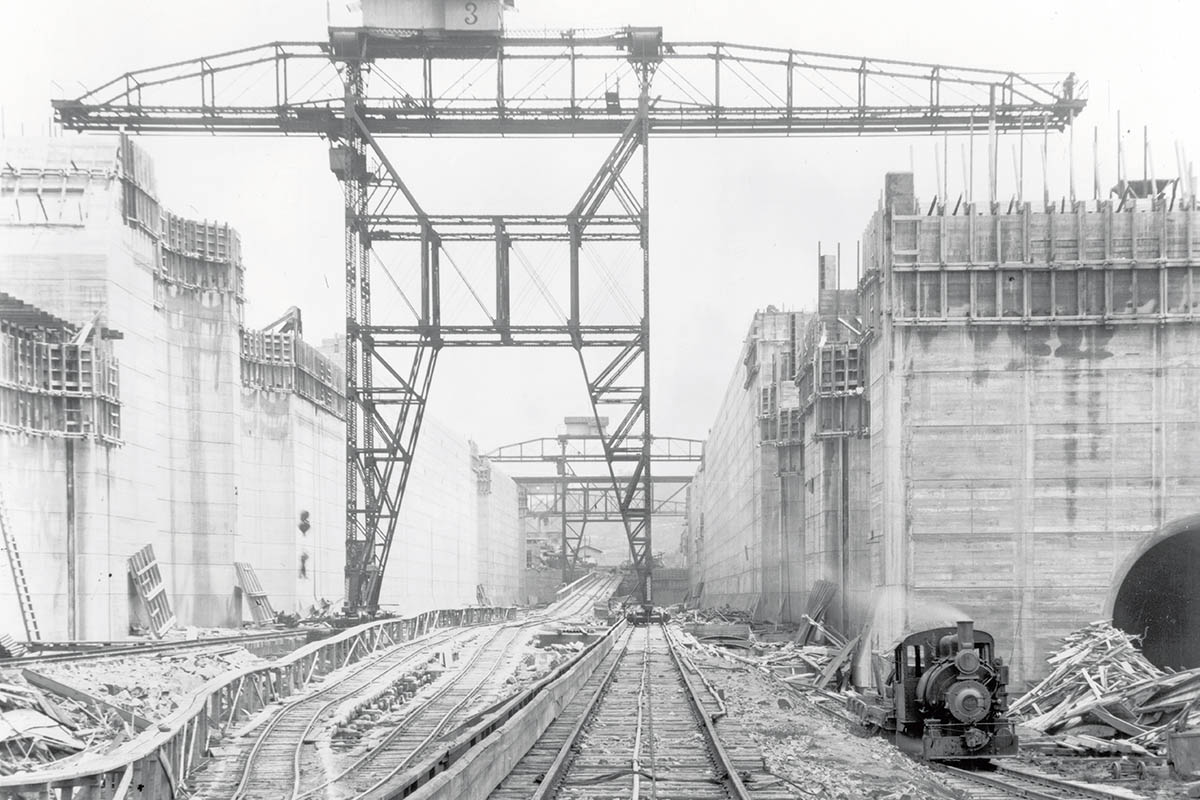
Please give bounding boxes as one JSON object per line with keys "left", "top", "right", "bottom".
{"left": 1010, "top": 621, "right": 1200, "bottom": 754}
{"left": 793, "top": 580, "right": 838, "bottom": 644}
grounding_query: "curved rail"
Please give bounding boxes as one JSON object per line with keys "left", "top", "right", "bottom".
{"left": 207, "top": 573, "right": 617, "bottom": 800}
{"left": 224, "top": 627, "right": 466, "bottom": 799}
{"left": 0, "top": 605, "right": 517, "bottom": 799}
{"left": 327, "top": 626, "right": 527, "bottom": 798}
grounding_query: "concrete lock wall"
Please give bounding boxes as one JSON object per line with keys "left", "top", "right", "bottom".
{"left": 859, "top": 173, "right": 1200, "bottom": 681}
{"left": 373, "top": 420, "right": 523, "bottom": 615}
{"left": 0, "top": 136, "right": 165, "bottom": 639}
{"left": 869, "top": 322, "right": 1200, "bottom": 680}
{"left": 686, "top": 311, "right": 809, "bottom": 620}
{"left": 686, "top": 173, "right": 1200, "bottom": 682}
{"left": 477, "top": 458, "right": 521, "bottom": 607}
{"left": 0, "top": 134, "right": 524, "bottom": 641}
{"left": 237, "top": 390, "right": 345, "bottom": 614}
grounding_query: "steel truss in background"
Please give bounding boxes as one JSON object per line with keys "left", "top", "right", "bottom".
{"left": 54, "top": 24, "right": 1083, "bottom": 613}
{"left": 514, "top": 477, "right": 691, "bottom": 577}
{"left": 333, "top": 82, "right": 656, "bottom": 610}
{"left": 491, "top": 428, "right": 702, "bottom": 580}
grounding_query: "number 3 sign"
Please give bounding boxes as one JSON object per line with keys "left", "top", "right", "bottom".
{"left": 445, "top": 0, "right": 498, "bottom": 30}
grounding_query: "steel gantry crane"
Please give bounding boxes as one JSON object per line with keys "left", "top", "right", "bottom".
{"left": 53, "top": 15, "right": 1084, "bottom": 614}
{"left": 488, "top": 428, "right": 702, "bottom": 582}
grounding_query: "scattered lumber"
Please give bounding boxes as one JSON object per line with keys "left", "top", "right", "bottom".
{"left": 793, "top": 580, "right": 838, "bottom": 644}
{"left": 1009, "top": 621, "right": 1200, "bottom": 755}
{"left": 672, "top": 624, "right": 858, "bottom": 691}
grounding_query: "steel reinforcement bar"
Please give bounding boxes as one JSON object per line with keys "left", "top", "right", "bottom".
{"left": 0, "top": 605, "right": 516, "bottom": 800}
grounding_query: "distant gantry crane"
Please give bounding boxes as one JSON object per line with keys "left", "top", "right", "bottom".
{"left": 52, "top": 0, "right": 1084, "bottom": 613}
{"left": 488, "top": 422, "right": 702, "bottom": 582}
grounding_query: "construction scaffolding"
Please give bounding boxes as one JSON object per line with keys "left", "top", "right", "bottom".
{"left": 0, "top": 294, "right": 121, "bottom": 443}
{"left": 752, "top": 311, "right": 805, "bottom": 446}
{"left": 861, "top": 177, "right": 1200, "bottom": 327}
{"left": 240, "top": 329, "right": 347, "bottom": 418}
{"left": 159, "top": 212, "right": 246, "bottom": 299}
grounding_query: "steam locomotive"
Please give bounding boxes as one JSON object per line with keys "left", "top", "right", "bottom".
{"left": 846, "top": 620, "right": 1018, "bottom": 760}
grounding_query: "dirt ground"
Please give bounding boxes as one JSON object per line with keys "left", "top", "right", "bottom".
{"left": 1023, "top": 753, "right": 1199, "bottom": 800}
{"left": 688, "top": 648, "right": 959, "bottom": 800}
{"left": 687, "top": 643, "right": 1200, "bottom": 800}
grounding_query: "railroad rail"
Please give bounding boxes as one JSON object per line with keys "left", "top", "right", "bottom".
{"left": 529, "top": 624, "right": 776, "bottom": 799}
{"left": 194, "top": 574, "right": 617, "bottom": 800}
{"left": 200, "top": 625, "right": 466, "bottom": 799}
{"left": 0, "top": 604, "right": 522, "bottom": 799}
{"left": 0, "top": 628, "right": 323, "bottom": 667}
{"left": 937, "top": 763, "right": 1147, "bottom": 800}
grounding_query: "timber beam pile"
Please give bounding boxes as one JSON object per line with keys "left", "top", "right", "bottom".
{"left": 1010, "top": 622, "right": 1200, "bottom": 755}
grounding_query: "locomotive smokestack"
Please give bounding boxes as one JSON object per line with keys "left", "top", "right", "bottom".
{"left": 957, "top": 620, "right": 975, "bottom": 650}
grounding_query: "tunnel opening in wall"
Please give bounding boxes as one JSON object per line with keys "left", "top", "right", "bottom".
{"left": 1112, "top": 525, "right": 1200, "bottom": 670}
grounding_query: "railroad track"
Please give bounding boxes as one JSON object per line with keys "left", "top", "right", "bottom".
{"left": 803, "top": 687, "right": 1145, "bottom": 800}
{"left": 189, "top": 625, "right": 467, "bottom": 799}
{"left": 514, "top": 624, "right": 793, "bottom": 800}
{"left": 937, "top": 763, "right": 1147, "bottom": 800}
{"left": 295, "top": 624, "right": 526, "bottom": 799}
{"left": 192, "top": 575, "right": 616, "bottom": 800}
{"left": 0, "top": 628, "right": 320, "bottom": 666}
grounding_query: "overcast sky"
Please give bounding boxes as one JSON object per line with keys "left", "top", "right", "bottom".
{"left": 3, "top": 0, "right": 1197, "bottom": 451}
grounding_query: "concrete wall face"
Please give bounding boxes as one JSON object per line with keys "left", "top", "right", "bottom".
{"left": 236, "top": 391, "right": 344, "bottom": 616}
{"left": 0, "top": 135, "right": 523, "bottom": 641}
{"left": 161, "top": 281, "right": 242, "bottom": 627}
{"left": 1, "top": 138, "right": 164, "bottom": 639}
{"left": 687, "top": 177, "right": 1200, "bottom": 682}
{"left": 858, "top": 176, "right": 1200, "bottom": 680}
{"left": 872, "top": 322, "right": 1200, "bottom": 678}
{"left": 476, "top": 459, "right": 521, "bottom": 606}
{"left": 686, "top": 311, "right": 809, "bottom": 619}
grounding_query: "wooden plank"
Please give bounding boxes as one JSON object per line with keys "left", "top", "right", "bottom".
{"left": 22, "top": 669, "right": 154, "bottom": 732}
{"left": 1091, "top": 705, "right": 1149, "bottom": 737}
{"left": 814, "top": 635, "right": 860, "bottom": 690}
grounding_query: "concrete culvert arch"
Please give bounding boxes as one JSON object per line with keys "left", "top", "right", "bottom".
{"left": 1111, "top": 519, "right": 1200, "bottom": 670}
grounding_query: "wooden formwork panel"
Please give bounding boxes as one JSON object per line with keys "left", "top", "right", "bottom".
{"left": 128, "top": 545, "right": 175, "bottom": 639}
{"left": 234, "top": 562, "right": 276, "bottom": 625}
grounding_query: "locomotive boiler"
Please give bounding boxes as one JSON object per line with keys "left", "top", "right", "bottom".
{"left": 847, "top": 620, "right": 1018, "bottom": 760}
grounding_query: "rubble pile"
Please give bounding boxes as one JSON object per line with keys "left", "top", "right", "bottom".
{"left": 0, "top": 673, "right": 97, "bottom": 773}
{"left": 673, "top": 627, "right": 857, "bottom": 691}
{"left": 674, "top": 606, "right": 754, "bottom": 625}
{"left": 506, "top": 641, "right": 584, "bottom": 693}
{"left": 686, "top": 639, "right": 958, "bottom": 800}
{"left": 1010, "top": 621, "right": 1200, "bottom": 755}
{"left": 330, "top": 658, "right": 444, "bottom": 744}
{"left": 38, "top": 647, "right": 266, "bottom": 722}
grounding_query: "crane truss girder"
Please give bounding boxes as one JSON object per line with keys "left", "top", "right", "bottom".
{"left": 335, "top": 64, "right": 658, "bottom": 610}
{"left": 520, "top": 476, "right": 689, "bottom": 577}
{"left": 521, "top": 482, "right": 689, "bottom": 520}
{"left": 52, "top": 32, "right": 1081, "bottom": 140}
{"left": 50, "top": 24, "right": 1083, "bottom": 615}
{"left": 488, "top": 435, "right": 703, "bottom": 463}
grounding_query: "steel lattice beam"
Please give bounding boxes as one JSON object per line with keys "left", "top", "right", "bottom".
{"left": 488, "top": 435, "right": 703, "bottom": 463}
{"left": 52, "top": 23, "right": 1083, "bottom": 614}
{"left": 494, "top": 427, "right": 700, "bottom": 581}
{"left": 518, "top": 477, "right": 690, "bottom": 575}
{"left": 52, "top": 31, "right": 1082, "bottom": 137}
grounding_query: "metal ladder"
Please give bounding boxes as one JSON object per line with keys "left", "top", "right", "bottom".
{"left": 0, "top": 485, "right": 39, "bottom": 642}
